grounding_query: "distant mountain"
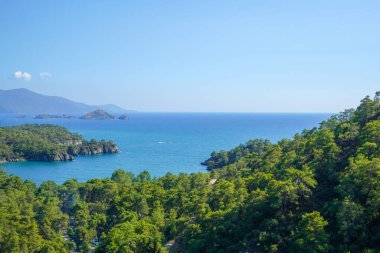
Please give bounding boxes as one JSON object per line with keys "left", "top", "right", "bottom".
{"left": 96, "top": 104, "right": 128, "bottom": 114}
{"left": 0, "top": 88, "right": 132, "bottom": 114}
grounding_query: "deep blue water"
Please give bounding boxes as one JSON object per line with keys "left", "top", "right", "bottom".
{"left": 0, "top": 113, "right": 331, "bottom": 184}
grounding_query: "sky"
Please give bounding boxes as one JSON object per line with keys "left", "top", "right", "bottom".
{"left": 0, "top": 0, "right": 379, "bottom": 112}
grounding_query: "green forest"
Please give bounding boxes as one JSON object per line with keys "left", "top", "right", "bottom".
{"left": 0, "top": 92, "right": 380, "bottom": 252}
{"left": 0, "top": 124, "right": 118, "bottom": 162}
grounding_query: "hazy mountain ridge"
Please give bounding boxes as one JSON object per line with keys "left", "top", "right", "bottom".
{"left": 0, "top": 88, "right": 131, "bottom": 114}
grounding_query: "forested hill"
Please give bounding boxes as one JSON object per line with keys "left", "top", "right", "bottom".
{"left": 203, "top": 92, "right": 380, "bottom": 172}
{"left": 0, "top": 124, "right": 118, "bottom": 162}
{"left": 201, "top": 139, "right": 272, "bottom": 170}
{"left": 0, "top": 92, "right": 379, "bottom": 253}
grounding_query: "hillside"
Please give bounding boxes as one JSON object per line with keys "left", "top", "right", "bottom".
{"left": 0, "top": 88, "right": 129, "bottom": 114}
{"left": 0, "top": 92, "right": 379, "bottom": 252}
{"left": 0, "top": 124, "right": 118, "bottom": 162}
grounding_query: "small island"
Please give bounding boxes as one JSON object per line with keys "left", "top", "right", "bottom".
{"left": 80, "top": 109, "right": 115, "bottom": 120}
{"left": 0, "top": 124, "right": 118, "bottom": 162}
{"left": 118, "top": 114, "right": 128, "bottom": 120}
{"left": 34, "top": 114, "right": 76, "bottom": 119}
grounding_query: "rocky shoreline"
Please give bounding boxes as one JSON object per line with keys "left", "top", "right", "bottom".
{"left": 0, "top": 142, "right": 119, "bottom": 163}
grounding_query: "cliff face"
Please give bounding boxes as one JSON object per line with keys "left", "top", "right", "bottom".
{"left": 68, "top": 141, "right": 119, "bottom": 156}
{"left": 47, "top": 153, "right": 73, "bottom": 162}
{"left": 3, "top": 141, "right": 119, "bottom": 162}
{"left": 42, "top": 141, "right": 119, "bottom": 162}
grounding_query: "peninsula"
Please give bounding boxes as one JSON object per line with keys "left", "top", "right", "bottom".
{"left": 0, "top": 124, "right": 118, "bottom": 162}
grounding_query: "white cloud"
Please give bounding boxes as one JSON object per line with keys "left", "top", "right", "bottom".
{"left": 13, "top": 71, "right": 32, "bottom": 81}
{"left": 40, "top": 72, "right": 52, "bottom": 79}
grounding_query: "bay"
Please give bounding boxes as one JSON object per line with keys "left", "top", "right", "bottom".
{"left": 0, "top": 113, "right": 331, "bottom": 184}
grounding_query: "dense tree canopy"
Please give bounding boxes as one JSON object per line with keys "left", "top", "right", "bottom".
{"left": 0, "top": 92, "right": 379, "bottom": 252}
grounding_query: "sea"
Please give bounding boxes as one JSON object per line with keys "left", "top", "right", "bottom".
{"left": 0, "top": 113, "right": 331, "bottom": 185}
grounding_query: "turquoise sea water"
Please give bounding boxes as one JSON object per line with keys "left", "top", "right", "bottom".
{"left": 1, "top": 113, "right": 331, "bottom": 184}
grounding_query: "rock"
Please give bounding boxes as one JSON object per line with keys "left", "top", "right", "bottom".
{"left": 0, "top": 158, "right": 26, "bottom": 163}
{"left": 52, "top": 153, "right": 73, "bottom": 161}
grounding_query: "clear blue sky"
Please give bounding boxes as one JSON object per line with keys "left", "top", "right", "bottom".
{"left": 0, "top": 0, "right": 379, "bottom": 112}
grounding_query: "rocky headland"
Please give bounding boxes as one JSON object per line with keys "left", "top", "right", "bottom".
{"left": 0, "top": 124, "right": 119, "bottom": 163}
